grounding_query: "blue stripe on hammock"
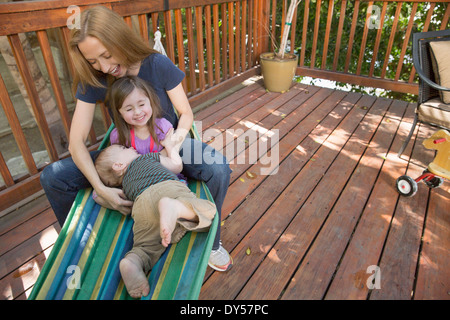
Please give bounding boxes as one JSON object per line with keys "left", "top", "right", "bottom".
{"left": 143, "top": 243, "right": 172, "bottom": 300}
{"left": 98, "top": 216, "right": 134, "bottom": 300}
{"left": 45, "top": 194, "right": 97, "bottom": 299}
{"left": 53, "top": 202, "right": 101, "bottom": 300}
{"left": 74, "top": 210, "right": 123, "bottom": 299}
{"left": 174, "top": 232, "right": 208, "bottom": 299}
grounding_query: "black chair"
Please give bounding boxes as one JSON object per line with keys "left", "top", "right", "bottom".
{"left": 398, "top": 29, "right": 450, "bottom": 157}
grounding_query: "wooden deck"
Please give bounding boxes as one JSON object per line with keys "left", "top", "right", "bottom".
{"left": 1, "top": 80, "right": 449, "bottom": 300}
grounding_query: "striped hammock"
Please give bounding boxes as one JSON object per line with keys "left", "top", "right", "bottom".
{"left": 29, "top": 123, "right": 218, "bottom": 300}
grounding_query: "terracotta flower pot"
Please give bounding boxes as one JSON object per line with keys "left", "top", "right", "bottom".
{"left": 260, "top": 52, "right": 298, "bottom": 92}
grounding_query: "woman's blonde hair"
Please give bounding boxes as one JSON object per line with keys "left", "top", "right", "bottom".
{"left": 69, "top": 5, "right": 158, "bottom": 95}
{"left": 107, "top": 76, "right": 163, "bottom": 149}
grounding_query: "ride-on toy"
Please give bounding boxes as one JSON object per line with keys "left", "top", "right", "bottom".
{"left": 396, "top": 129, "right": 450, "bottom": 197}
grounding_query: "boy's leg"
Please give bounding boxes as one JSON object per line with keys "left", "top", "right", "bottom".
{"left": 180, "top": 138, "right": 231, "bottom": 250}
{"left": 125, "top": 187, "right": 167, "bottom": 266}
{"left": 119, "top": 253, "right": 150, "bottom": 299}
{"left": 158, "top": 180, "right": 217, "bottom": 247}
{"left": 123, "top": 190, "right": 167, "bottom": 298}
{"left": 158, "top": 197, "right": 198, "bottom": 247}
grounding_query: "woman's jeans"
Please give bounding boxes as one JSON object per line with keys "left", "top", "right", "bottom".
{"left": 40, "top": 138, "right": 231, "bottom": 250}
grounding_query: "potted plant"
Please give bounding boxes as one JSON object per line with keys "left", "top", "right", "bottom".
{"left": 260, "top": 0, "right": 301, "bottom": 92}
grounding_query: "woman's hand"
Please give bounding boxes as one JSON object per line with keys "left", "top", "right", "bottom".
{"left": 69, "top": 100, "right": 134, "bottom": 215}
{"left": 94, "top": 186, "right": 133, "bottom": 215}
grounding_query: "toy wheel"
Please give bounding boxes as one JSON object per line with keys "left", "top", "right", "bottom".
{"left": 424, "top": 176, "right": 444, "bottom": 189}
{"left": 396, "top": 175, "right": 418, "bottom": 197}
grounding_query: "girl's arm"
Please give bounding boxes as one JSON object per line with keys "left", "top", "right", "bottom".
{"left": 69, "top": 100, "right": 133, "bottom": 215}
{"left": 167, "top": 83, "right": 194, "bottom": 150}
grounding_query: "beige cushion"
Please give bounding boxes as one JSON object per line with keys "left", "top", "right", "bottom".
{"left": 418, "top": 98, "right": 450, "bottom": 128}
{"left": 429, "top": 41, "right": 450, "bottom": 104}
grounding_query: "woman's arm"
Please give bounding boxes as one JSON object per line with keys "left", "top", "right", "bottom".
{"left": 69, "top": 99, "right": 133, "bottom": 215}
{"left": 167, "top": 83, "right": 193, "bottom": 150}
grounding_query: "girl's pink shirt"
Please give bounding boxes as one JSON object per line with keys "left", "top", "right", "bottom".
{"left": 109, "top": 118, "right": 173, "bottom": 154}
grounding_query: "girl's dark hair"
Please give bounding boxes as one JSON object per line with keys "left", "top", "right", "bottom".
{"left": 106, "top": 76, "right": 163, "bottom": 148}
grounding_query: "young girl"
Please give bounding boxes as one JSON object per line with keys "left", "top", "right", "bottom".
{"left": 40, "top": 5, "right": 232, "bottom": 272}
{"left": 106, "top": 76, "right": 186, "bottom": 182}
{"left": 108, "top": 75, "right": 174, "bottom": 156}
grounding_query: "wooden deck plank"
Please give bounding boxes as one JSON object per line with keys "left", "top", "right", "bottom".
{"left": 0, "top": 222, "right": 59, "bottom": 280}
{"left": 323, "top": 99, "right": 419, "bottom": 300}
{"left": 226, "top": 86, "right": 332, "bottom": 183}
{"left": 194, "top": 80, "right": 262, "bottom": 121}
{"left": 203, "top": 84, "right": 307, "bottom": 154}
{"left": 224, "top": 86, "right": 325, "bottom": 184}
{"left": 200, "top": 89, "right": 355, "bottom": 299}
{"left": 369, "top": 123, "right": 432, "bottom": 300}
{"left": 199, "top": 85, "right": 325, "bottom": 283}
{"left": 414, "top": 180, "right": 450, "bottom": 299}
{"left": 220, "top": 87, "right": 336, "bottom": 218}
{"left": 0, "top": 194, "right": 51, "bottom": 237}
{"left": 208, "top": 84, "right": 320, "bottom": 185}
{"left": 213, "top": 87, "right": 338, "bottom": 250}
{"left": 0, "top": 245, "right": 53, "bottom": 300}
{"left": 278, "top": 97, "right": 398, "bottom": 300}
{"left": 197, "top": 86, "right": 268, "bottom": 129}
{"left": 0, "top": 208, "right": 56, "bottom": 257}
{"left": 200, "top": 89, "right": 281, "bottom": 138}
{"left": 236, "top": 93, "right": 380, "bottom": 300}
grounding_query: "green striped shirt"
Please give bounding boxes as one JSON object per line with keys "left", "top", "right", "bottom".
{"left": 122, "top": 153, "right": 178, "bottom": 201}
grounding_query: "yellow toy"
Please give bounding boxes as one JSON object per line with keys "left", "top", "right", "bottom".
{"left": 396, "top": 129, "right": 449, "bottom": 197}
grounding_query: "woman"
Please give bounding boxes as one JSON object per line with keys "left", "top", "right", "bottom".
{"left": 40, "top": 6, "right": 232, "bottom": 272}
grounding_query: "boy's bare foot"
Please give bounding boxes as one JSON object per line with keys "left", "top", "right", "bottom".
{"left": 159, "top": 197, "right": 197, "bottom": 247}
{"left": 119, "top": 253, "right": 150, "bottom": 298}
{"left": 159, "top": 197, "right": 181, "bottom": 247}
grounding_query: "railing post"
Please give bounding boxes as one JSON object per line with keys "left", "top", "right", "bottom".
{"left": 261, "top": 0, "right": 271, "bottom": 55}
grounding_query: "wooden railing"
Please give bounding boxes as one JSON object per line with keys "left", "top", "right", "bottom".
{"left": 275, "top": 0, "right": 449, "bottom": 95}
{"left": 0, "top": 0, "right": 448, "bottom": 213}
{"left": 0, "top": 0, "right": 268, "bottom": 212}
